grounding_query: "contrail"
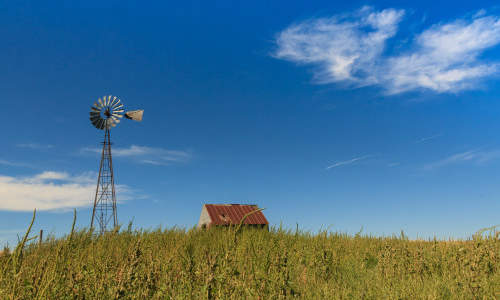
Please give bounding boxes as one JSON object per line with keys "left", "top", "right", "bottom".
{"left": 326, "top": 155, "right": 372, "bottom": 170}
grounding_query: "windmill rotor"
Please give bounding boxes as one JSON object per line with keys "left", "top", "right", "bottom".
{"left": 89, "top": 95, "right": 143, "bottom": 130}
{"left": 89, "top": 95, "right": 126, "bottom": 130}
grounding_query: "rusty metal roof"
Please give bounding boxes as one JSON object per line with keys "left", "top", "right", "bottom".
{"left": 204, "top": 204, "right": 268, "bottom": 226}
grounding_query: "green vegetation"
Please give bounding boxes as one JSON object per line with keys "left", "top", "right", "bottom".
{"left": 0, "top": 212, "right": 499, "bottom": 299}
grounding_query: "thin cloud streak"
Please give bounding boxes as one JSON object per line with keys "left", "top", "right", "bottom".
{"left": 415, "top": 134, "right": 443, "bottom": 144}
{"left": 274, "top": 7, "right": 500, "bottom": 94}
{"left": 80, "top": 145, "right": 192, "bottom": 166}
{"left": 326, "top": 155, "right": 372, "bottom": 169}
{"left": 423, "top": 149, "right": 500, "bottom": 170}
{"left": 0, "top": 159, "right": 32, "bottom": 168}
{"left": 17, "top": 143, "right": 54, "bottom": 150}
{"left": 140, "top": 159, "right": 170, "bottom": 166}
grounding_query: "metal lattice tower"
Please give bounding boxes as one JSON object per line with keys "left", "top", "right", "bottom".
{"left": 91, "top": 127, "right": 118, "bottom": 234}
{"left": 89, "top": 95, "right": 144, "bottom": 234}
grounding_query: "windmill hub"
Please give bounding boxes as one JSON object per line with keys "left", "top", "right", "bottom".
{"left": 89, "top": 95, "right": 144, "bottom": 234}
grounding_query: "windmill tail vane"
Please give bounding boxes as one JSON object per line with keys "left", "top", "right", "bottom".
{"left": 89, "top": 95, "right": 143, "bottom": 234}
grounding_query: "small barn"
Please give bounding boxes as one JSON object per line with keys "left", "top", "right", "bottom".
{"left": 197, "top": 204, "right": 268, "bottom": 229}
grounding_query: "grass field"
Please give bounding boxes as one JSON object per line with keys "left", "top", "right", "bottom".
{"left": 0, "top": 212, "right": 498, "bottom": 299}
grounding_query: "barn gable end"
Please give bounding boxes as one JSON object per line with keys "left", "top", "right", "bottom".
{"left": 197, "top": 205, "right": 211, "bottom": 229}
{"left": 197, "top": 204, "right": 268, "bottom": 229}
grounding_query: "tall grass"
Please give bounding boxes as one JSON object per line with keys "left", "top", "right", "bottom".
{"left": 0, "top": 213, "right": 498, "bottom": 299}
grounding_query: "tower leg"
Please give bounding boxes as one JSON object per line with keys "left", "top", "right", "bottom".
{"left": 91, "top": 128, "right": 118, "bottom": 234}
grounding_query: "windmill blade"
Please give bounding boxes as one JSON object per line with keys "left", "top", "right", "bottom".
{"left": 113, "top": 109, "right": 125, "bottom": 114}
{"left": 107, "top": 95, "right": 112, "bottom": 106}
{"left": 112, "top": 99, "right": 121, "bottom": 108}
{"left": 124, "top": 110, "right": 144, "bottom": 121}
{"left": 112, "top": 113, "right": 123, "bottom": 118}
{"left": 114, "top": 103, "right": 124, "bottom": 110}
{"left": 91, "top": 106, "right": 100, "bottom": 113}
{"left": 110, "top": 96, "right": 118, "bottom": 107}
{"left": 111, "top": 116, "right": 120, "bottom": 123}
{"left": 98, "top": 98, "right": 104, "bottom": 107}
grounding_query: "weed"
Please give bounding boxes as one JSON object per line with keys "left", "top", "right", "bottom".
{"left": 0, "top": 212, "right": 498, "bottom": 299}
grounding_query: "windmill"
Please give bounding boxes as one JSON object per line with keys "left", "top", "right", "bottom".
{"left": 89, "top": 95, "right": 143, "bottom": 234}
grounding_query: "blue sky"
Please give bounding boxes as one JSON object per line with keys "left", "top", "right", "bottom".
{"left": 1, "top": 0, "right": 500, "bottom": 246}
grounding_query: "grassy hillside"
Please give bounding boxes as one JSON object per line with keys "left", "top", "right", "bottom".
{"left": 0, "top": 216, "right": 498, "bottom": 299}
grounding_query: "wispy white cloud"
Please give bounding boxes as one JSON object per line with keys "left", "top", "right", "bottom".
{"left": 140, "top": 159, "right": 170, "bottom": 166}
{"left": 0, "top": 159, "right": 32, "bottom": 168}
{"left": 80, "top": 145, "right": 191, "bottom": 166}
{"left": 415, "top": 134, "right": 443, "bottom": 144}
{"left": 275, "top": 6, "right": 404, "bottom": 86}
{"left": 16, "top": 143, "right": 54, "bottom": 150}
{"left": 0, "top": 171, "right": 131, "bottom": 211}
{"left": 113, "top": 146, "right": 191, "bottom": 162}
{"left": 34, "top": 171, "right": 68, "bottom": 181}
{"left": 424, "top": 149, "right": 500, "bottom": 170}
{"left": 274, "top": 7, "right": 500, "bottom": 94}
{"left": 326, "top": 155, "right": 371, "bottom": 169}
{"left": 386, "top": 15, "right": 500, "bottom": 94}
